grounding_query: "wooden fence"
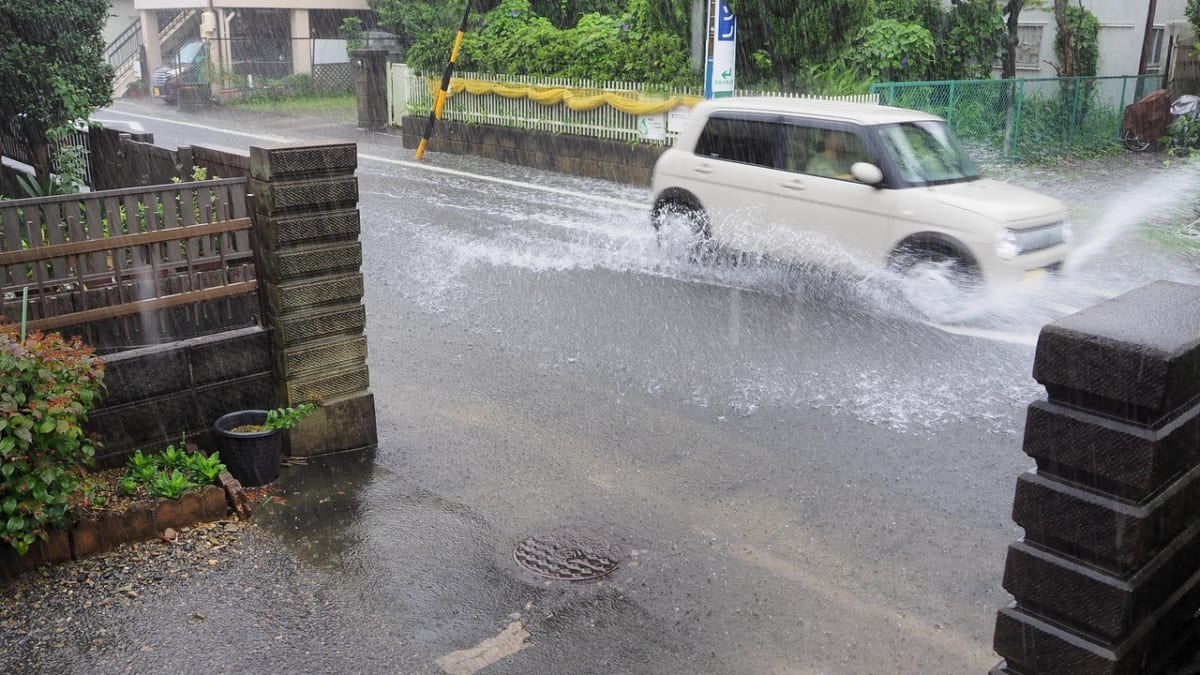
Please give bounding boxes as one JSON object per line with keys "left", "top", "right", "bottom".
{"left": 0, "top": 178, "right": 259, "bottom": 351}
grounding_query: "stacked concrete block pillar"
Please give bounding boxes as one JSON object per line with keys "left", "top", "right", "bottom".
{"left": 250, "top": 142, "right": 377, "bottom": 457}
{"left": 992, "top": 281, "right": 1200, "bottom": 674}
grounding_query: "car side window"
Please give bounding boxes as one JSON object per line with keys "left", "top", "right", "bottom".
{"left": 694, "top": 116, "right": 782, "bottom": 169}
{"left": 785, "top": 125, "right": 873, "bottom": 182}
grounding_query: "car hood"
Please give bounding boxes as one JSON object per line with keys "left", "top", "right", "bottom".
{"left": 931, "top": 179, "right": 1067, "bottom": 224}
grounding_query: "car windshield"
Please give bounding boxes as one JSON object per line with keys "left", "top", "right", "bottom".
{"left": 176, "top": 41, "right": 204, "bottom": 64}
{"left": 877, "top": 121, "right": 980, "bottom": 186}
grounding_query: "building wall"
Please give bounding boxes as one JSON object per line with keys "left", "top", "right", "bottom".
{"left": 105, "top": 0, "right": 140, "bottom": 47}
{"left": 995, "top": 0, "right": 1189, "bottom": 78}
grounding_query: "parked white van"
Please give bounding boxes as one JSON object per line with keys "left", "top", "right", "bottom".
{"left": 651, "top": 98, "right": 1071, "bottom": 304}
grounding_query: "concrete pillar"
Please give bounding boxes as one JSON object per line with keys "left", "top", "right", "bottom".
{"left": 249, "top": 142, "right": 377, "bottom": 458}
{"left": 141, "top": 10, "right": 162, "bottom": 73}
{"left": 992, "top": 280, "right": 1200, "bottom": 674}
{"left": 352, "top": 49, "right": 388, "bottom": 130}
{"left": 290, "top": 9, "right": 312, "bottom": 76}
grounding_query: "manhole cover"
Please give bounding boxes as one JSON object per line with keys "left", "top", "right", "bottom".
{"left": 513, "top": 536, "right": 619, "bottom": 581}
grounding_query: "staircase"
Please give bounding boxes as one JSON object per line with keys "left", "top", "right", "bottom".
{"left": 107, "top": 10, "right": 198, "bottom": 98}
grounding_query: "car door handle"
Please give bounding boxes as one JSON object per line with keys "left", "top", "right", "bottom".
{"left": 693, "top": 164, "right": 715, "bottom": 175}
{"left": 780, "top": 180, "right": 806, "bottom": 191}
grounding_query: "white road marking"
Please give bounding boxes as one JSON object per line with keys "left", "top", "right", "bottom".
{"left": 92, "top": 111, "right": 292, "bottom": 143}
{"left": 94, "top": 107, "right": 1056, "bottom": 347}
{"left": 93, "top": 109, "right": 644, "bottom": 209}
{"left": 435, "top": 619, "right": 530, "bottom": 675}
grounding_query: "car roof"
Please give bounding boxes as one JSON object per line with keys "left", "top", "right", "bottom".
{"left": 696, "top": 96, "right": 945, "bottom": 125}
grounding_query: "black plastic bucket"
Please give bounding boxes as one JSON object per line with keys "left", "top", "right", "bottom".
{"left": 213, "top": 410, "right": 282, "bottom": 487}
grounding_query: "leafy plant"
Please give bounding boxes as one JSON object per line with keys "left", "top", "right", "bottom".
{"left": 148, "top": 469, "right": 196, "bottom": 500}
{"left": 265, "top": 403, "right": 315, "bottom": 431}
{"left": 229, "top": 403, "right": 316, "bottom": 433}
{"left": 158, "top": 443, "right": 187, "bottom": 470}
{"left": 842, "top": 19, "right": 937, "bottom": 83}
{"left": 184, "top": 451, "right": 226, "bottom": 483}
{"left": 121, "top": 444, "right": 226, "bottom": 499}
{"left": 0, "top": 326, "right": 105, "bottom": 555}
{"left": 1162, "top": 114, "right": 1200, "bottom": 154}
{"left": 339, "top": 16, "right": 365, "bottom": 54}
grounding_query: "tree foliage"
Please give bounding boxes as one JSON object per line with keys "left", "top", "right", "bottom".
{"left": 943, "top": 0, "right": 1007, "bottom": 81}
{"left": 1051, "top": 1, "right": 1099, "bottom": 77}
{"left": 843, "top": 19, "right": 937, "bottom": 82}
{"left": 377, "top": 0, "right": 1021, "bottom": 89}
{"left": 0, "top": 0, "right": 113, "bottom": 181}
{"left": 403, "top": 0, "right": 692, "bottom": 84}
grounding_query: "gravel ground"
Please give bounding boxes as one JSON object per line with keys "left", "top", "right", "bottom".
{"left": 0, "top": 515, "right": 407, "bottom": 674}
{"left": 1, "top": 520, "right": 251, "bottom": 672}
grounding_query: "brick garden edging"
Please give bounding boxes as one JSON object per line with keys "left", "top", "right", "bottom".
{"left": 0, "top": 473, "right": 250, "bottom": 580}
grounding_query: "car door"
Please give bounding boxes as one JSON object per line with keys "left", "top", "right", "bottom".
{"left": 766, "top": 120, "right": 897, "bottom": 270}
{"left": 684, "top": 113, "right": 786, "bottom": 253}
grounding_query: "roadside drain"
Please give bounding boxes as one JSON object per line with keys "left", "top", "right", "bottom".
{"left": 513, "top": 536, "right": 619, "bottom": 581}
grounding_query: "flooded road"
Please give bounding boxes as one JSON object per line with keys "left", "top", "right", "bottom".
{"left": 37, "top": 99, "right": 1200, "bottom": 673}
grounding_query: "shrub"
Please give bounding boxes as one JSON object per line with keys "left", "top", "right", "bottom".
{"left": 0, "top": 326, "right": 104, "bottom": 555}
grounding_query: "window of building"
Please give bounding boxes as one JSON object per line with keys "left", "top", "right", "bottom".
{"left": 1016, "top": 25, "right": 1044, "bottom": 70}
{"left": 1148, "top": 27, "right": 1165, "bottom": 70}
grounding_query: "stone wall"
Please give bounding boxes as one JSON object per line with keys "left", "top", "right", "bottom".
{"left": 398, "top": 115, "right": 666, "bottom": 186}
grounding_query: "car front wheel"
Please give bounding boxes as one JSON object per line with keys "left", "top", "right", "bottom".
{"left": 890, "top": 249, "right": 983, "bottom": 322}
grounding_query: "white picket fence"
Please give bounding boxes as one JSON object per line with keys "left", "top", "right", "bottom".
{"left": 388, "top": 64, "right": 880, "bottom": 145}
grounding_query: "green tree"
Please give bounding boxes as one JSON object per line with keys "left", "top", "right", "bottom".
{"left": 404, "top": 0, "right": 691, "bottom": 84}
{"left": 0, "top": 0, "right": 113, "bottom": 183}
{"left": 1187, "top": 0, "right": 1200, "bottom": 37}
{"left": 942, "top": 0, "right": 1006, "bottom": 80}
{"left": 729, "top": 0, "right": 874, "bottom": 89}
{"left": 842, "top": 19, "right": 938, "bottom": 82}
{"left": 1051, "top": 1, "right": 1099, "bottom": 77}
{"left": 369, "top": 0, "right": 466, "bottom": 57}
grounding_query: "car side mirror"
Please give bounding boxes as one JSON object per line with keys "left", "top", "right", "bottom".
{"left": 850, "top": 162, "right": 884, "bottom": 186}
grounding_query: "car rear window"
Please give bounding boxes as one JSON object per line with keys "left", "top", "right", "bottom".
{"left": 693, "top": 116, "right": 781, "bottom": 169}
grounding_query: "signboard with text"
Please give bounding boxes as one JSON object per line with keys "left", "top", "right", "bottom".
{"left": 704, "top": 0, "right": 736, "bottom": 99}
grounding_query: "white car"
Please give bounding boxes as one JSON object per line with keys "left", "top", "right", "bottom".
{"left": 651, "top": 97, "right": 1071, "bottom": 303}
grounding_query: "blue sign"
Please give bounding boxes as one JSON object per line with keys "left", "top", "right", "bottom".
{"left": 705, "top": 0, "right": 736, "bottom": 99}
{"left": 717, "top": 0, "right": 736, "bottom": 42}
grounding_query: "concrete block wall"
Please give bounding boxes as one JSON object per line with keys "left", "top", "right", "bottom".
{"left": 86, "top": 327, "right": 273, "bottom": 467}
{"left": 398, "top": 116, "right": 666, "bottom": 186}
{"left": 250, "top": 142, "right": 378, "bottom": 457}
{"left": 993, "top": 281, "right": 1200, "bottom": 674}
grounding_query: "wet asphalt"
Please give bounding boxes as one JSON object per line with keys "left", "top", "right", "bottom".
{"left": 4, "top": 96, "right": 1199, "bottom": 674}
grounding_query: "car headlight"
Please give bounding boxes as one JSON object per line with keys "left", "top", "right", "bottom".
{"left": 995, "top": 228, "right": 1020, "bottom": 260}
{"left": 1061, "top": 218, "right": 1073, "bottom": 243}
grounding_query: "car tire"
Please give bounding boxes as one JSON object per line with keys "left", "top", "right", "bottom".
{"left": 890, "top": 248, "right": 983, "bottom": 322}
{"left": 652, "top": 200, "right": 713, "bottom": 262}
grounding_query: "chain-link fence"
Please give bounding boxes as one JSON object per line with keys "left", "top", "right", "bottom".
{"left": 157, "top": 36, "right": 358, "bottom": 102}
{"left": 870, "top": 74, "right": 1163, "bottom": 163}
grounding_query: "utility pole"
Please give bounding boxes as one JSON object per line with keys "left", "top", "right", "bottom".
{"left": 1138, "top": 0, "right": 1159, "bottom": 76}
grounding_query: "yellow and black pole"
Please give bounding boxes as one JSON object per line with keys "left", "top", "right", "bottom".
{"left": 415, "top": 0, "right": 473, "bottom": 160}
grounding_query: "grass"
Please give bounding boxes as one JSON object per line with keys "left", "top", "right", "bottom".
{"left": 1142, "top": 223, "right": 1200, "bottom": 255}
{"left": 227, "top": 91, "right": 356, "bottom": 115}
